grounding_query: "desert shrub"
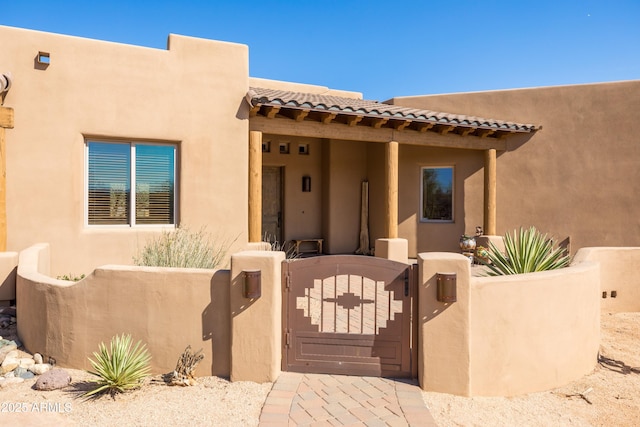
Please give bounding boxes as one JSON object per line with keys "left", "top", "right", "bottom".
{"left": 481, "top": 226, "right": 571, "bottom": 276}
{"left": 263, "top": 232, "right": 299, "bottom": 259}
{"left": 84, "top": 334, "right": 151, "bottom": 398}
{"left": 133, "top": 226, "right": 231, "bottom": 268}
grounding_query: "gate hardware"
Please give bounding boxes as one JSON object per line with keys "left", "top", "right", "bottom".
{"left": 404, "top": 270, "right": 410, "bottom": 297}
{"left": 437, "top": 272, "right": 457, "bottom": 303}
{"left": 243, "top": 269, "right": 261, "bottom": 299}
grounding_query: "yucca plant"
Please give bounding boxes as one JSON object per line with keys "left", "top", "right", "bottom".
{"left": 134, "top": 226, "right": 232, "bottom": 269}
{"left": 84, "top": 334, "right": 151, "bottom": 398}
{"left": 481, "top": 227, "right": 571, "bottom": 276}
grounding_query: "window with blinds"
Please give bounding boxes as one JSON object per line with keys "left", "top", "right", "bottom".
{"left": 87, "top": 141, "right": 176, "bottom": 226}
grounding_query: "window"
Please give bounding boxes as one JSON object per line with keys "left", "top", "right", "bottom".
{"left": 87, "top": 141, "right": 176, "bottom": 226}
{"left": 421, "top": 166, "right": 453, "bottom": 222}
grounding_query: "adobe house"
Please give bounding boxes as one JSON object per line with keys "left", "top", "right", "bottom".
{"left": 3, "top": 25, "right": 636, "bottom": 397}
{"left": 0, "top": 24, "right": 638, "bottom": 275}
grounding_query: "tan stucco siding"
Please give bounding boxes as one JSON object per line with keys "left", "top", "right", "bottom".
{"left": 322, "top": 140, "right": 368, "bottom": 254}
{"left": 262, "top": 136, "right": 323, "bottom": 241}
{"left": 391, "top": 81, "right": 640, "bottom": 251}
{"left": 0, "top": 26, "right": 249, "bottom": 274}
{"left": 398, "top": 145, "right": 485, "bottom": 258}
{"left": 17, "top": 243, "right": 230, "bottom": 376}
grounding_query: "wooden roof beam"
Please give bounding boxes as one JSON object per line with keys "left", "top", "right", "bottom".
{"left": 475, "top": 128, "right": 496, "bottom": 138}
{"left": 495, "top": 129, "right": 516, "bottom": 139}
{"left": 346, "top": 115, "right": 363, "bottom": 127}
{"left": 438, "top": 125, "right": 455, "bottom": 135}
{"left": 371, "top": 117, "right": 389, "bottom": 129}
{"left": 458, "top": 127, "right": 475, "bottom": 137}
{"left": 264, "top": 105, "right": 281, "bottom": 119}
{"left": 320, "top": 112, "right": 338, "bottom": 124}
{"left": 416, "top": 122, "right": 435, "bottom": 133}
{"left": 0, "top": 107, "right": 14, "bottom": 129}
{"left": 249, "top": 105, "right": 261, "bottom": 117}
{"left": 293, "top": 109, "right": 310, "bottom": 122}
{"left": 393, "top": 120, "right": 411, "bottom": 131}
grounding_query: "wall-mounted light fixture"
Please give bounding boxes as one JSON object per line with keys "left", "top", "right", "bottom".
{"left": 302, "top": 175, "right": 311, "bottom": 192}
{"left": 243, "top": 270, "right": 261, "bottom": 299}
{"left": 436, "top": 272, "right": 457, "bottom": 303}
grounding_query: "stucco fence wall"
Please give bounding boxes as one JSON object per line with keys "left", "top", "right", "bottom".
{"left": 16, "top": 243, "right": 231, "bottom": 377}
{"left": 419, "top": 252, "right": 601, "bottom": 397}
{"left": 573, "top": 247, "right": 640, "bottom": 313}
{"left": 14, "top": 244, "right": 640, "bottom": 397}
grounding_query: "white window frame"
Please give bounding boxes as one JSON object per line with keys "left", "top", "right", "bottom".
{"left": 420, "top": 166, "right": 455, "bottom": 223}
{"left": 85, "top": 139, "right": 178, "bottom": 228}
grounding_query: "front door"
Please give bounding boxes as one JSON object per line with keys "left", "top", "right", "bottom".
{"left": 262, "top": 166, "right": 283, "bottom": 243}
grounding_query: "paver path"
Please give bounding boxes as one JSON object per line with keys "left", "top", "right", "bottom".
{"left": 258, "top": 372, "right": 438, "bottom": 426}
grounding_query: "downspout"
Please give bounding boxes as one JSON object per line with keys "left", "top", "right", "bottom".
{"left": 0, "top": 72, "right": 14, "bottom": 251}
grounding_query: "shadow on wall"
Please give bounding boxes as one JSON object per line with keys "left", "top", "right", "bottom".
{"left": 202, "top": 269, "right": 231, "bottom": 376}
{"left": 17, "top": 243, "right": 232, "bottom": 377}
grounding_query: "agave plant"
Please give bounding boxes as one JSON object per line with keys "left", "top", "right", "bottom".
{"left": 482, "top": 227, "right": 571, "bottom": 276}
{"left": 84, "top": 334, "right": 151, "bottom": 398}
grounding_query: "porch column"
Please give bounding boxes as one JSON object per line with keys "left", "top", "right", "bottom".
{"left": 385, "top": 141, "right": 399, "bottom": 238}
{"left": 248, "top": 131, "right": 262, "bottom": 243}
{"left": 0, "top": 107, "right": 14, "bottom": 251}
{"left": 484, "top": 148, "right": 497, "bottom": 235}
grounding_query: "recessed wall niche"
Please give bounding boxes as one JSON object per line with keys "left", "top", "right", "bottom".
{"left": 279, "top": 142, "right": 290, "bottom": 154}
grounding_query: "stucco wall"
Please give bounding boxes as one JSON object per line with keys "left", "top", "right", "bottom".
{"left": 0, "top": 25, "right": 249, "bottom": 275}
{"left": 390, "top": 81, "right": 640, "bottom": 252}
{"left": 418, "top": 252, "right": 600, "bottom": 397}
{"left": 262, "top": 136, "right": 323, "bottom": 242}
{"left": 322, "top": 140, "right": 368, "bottom": 254}
{"left": 399, "top": 145, "right": 485, "bottom": 258}
{"left": 468, "top": 263, "right": 600, "bottom": 396}
{"left": 0, "top": 252, "right": 18, "bottom": 302}
{"left": 17, "top": 243, "right": 230, "bottom": 376}
{"left": 573, "top": 247, "right": 640, "bottom": 312}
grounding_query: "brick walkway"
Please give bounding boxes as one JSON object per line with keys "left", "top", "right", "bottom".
{"left": 258, "top": 372, "right": 438, "bottom": 426}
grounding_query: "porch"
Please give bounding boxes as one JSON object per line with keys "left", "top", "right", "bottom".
{"left": 245, "top": 87, "right": 538, "bottom": 257}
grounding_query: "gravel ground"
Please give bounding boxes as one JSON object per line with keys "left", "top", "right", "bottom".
{"left": 1, "top": 312, "right": 638, "bottom": 426}
{"left": 0, "top": 368, "right": 271, "bottom": 426}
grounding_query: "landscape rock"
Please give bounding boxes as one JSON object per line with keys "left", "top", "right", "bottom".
{"left": 33, "top": 353, "right": 43, "bottom": 364}
{"left": 13, "top": 366, "right": 35, "bottom": 379}
{"left": 18, "top": 357, "right": 35, "bottom": 368}
{"left": 0, "top": 376, "right": 24, "bottom": 388}
{"left": 13, "top": 366, "right": 28, "bottom": 377}
{"left": 34, "top": 368, "right": 71, "bottom": 391}
{"left": 2, "top": 349, "right": 18, "bottom": 360}
{"left": 0, "top": 342, "right": 17, "bottom": 364}
{"left": 29, "top": 363, "right": 52, "bottom": 375}
{"left": 1, "top": 357, "right": 19, "bottom": 374}
{"left": 16, "top": 370, "right": 35, "bottom": 380}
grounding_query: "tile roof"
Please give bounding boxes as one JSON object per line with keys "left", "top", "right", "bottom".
{"left": 247, "top": 87, "right": 539, "bottom": 135}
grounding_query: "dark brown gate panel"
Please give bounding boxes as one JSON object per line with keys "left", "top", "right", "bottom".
{"left": 282, "top": 255, "right": 416, "bottom": 377}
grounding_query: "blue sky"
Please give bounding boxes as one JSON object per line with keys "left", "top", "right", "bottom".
{"left": 4, "top": 1, "right": 640, "bottom": 100}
